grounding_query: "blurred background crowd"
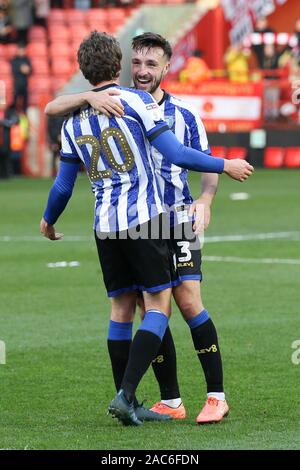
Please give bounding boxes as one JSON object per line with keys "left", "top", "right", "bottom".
{"left": 0, "top": 0, "right": 299, "bottom": 179}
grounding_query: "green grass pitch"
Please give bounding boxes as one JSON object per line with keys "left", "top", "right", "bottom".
{"left": 0, "top": 169, "right": 299, "bottom": 450}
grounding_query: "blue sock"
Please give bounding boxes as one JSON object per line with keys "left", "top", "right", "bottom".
{"left": 186, "top": 309, "right": 210, "bottom": 329}
{"left": 138, "top": 310, "right": 169, "bottom": 340}
{"left": 121, "top": 310, "right": 169, "bottom": 401}
{"left": 107, "top": 320, "right": 133, "bottom": 392}
{"left": 108, "top": 320, "right": 133, "bottom": 341}
{"left": 187, "top": 310, "right": 224, "bottom": 393}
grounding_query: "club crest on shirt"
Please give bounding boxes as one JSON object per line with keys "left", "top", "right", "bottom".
{"left": 164, "top": 115, "right": 175, "bottom": 129}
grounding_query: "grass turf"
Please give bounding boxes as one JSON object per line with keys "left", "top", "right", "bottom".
{"left": 0, "top": 169, "right": 299, "bottom": 450}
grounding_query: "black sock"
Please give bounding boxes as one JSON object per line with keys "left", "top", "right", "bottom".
{"left": 190, "top": 318, "right": 224, "bottom": 393}
{"left": 121, "top": 330, "right": 162, "bottom": 403}
{"left": 107, "top": 339, "right": 131, "bottom": 392}
{"left": 151, "top": 326, "right": 180, "bottom": 400}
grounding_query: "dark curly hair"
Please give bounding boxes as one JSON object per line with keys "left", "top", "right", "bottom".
{"left": 77, "top": 31, "right": 122, "bottom": 86}
{"left": 132, "top": 32, "right": 172, "bottom": 60}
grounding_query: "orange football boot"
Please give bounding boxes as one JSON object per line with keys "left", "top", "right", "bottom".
{"left": 150, "top": 402, "right": 186, "bottom": 419}
{"left": 196, "top": 397, "right": 229, "bottom": 424}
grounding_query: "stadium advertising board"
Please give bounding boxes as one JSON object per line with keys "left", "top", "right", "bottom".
{"left": 174, "top": 81, "right": 263, "bottom": 132}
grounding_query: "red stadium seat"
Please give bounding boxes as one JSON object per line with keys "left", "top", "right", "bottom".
{"left": 27, "top": 42, "right": 48, "bottom": 57}
{"left": 48, "top": 8, "right": 66, "bottom": 23}
{"left": 88, "top": 20, "right": 108, "bottom": 31}
{"left": 142, "top": 0, "right": 163, "bottom": 3}
{"left": 28, "top": 26, "right": 47, "bottom": 42}
{"left": 0, "top": 44, "right": 6, "bottom": 58}
{"left": 227, "top": 147, "right": 247, "bottom": 160}
{"left": 68, "top": 26, "right": 89, "bottom": 43}
{"left": 30, "top": 58, "right": 50, "bottom": 75}
{"left": 107, "top": 8, "right": 126, "bottom": 21}
{"left": 264, "top": 147, "right": 284, "bottom": 168}
{"left": 65, "top": 9, "right": 87, "bottom": 24}
{"left": 48, "top": 26, "right": 71, "bottom": 42}
{"left": 29, "top": 76, "right": 52, "bottom": 92}
{"left": 284, "top": 148, "right": 300, "bottom": 168}
{"left": 51, "top": 58, "right": 75, "bottom": 77}
{"left": 49, "top": 43, "right": 72, "bottom": 59}
{"left": 210, "top": 146, "right": 227, "bottom": 159}
{"left": 86, "top": 9, "right": 106, "bottom": 22}
{"left": 4, "top": 44, "right": 17, "bottom": 59}
{"left": 0, "top": 60, "right": 11, "bottom": 75}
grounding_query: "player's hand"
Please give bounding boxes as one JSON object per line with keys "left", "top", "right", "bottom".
{"left": 223, "top": 159, "right": 254, "bottom": 182}
{"left": 189, "top": 196, "right": 211, "bottom": 234}
{"left": 86, "top": 89, "right": 124, "bottom": 118}
{"left": 40, "top": 217, "right": 63, "bottom": 241}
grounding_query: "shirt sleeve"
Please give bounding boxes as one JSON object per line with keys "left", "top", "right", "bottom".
{"left": 134, "top": 91, "right": 170, "bottom": 139}
{"left": 60, "top": 120, "right": 81, "bottom": 163}
{"left": 150, "top": 129, "right": 224, "bottom": 174}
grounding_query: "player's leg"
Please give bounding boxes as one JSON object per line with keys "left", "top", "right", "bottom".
{"left": 120, "top": 288, "right": 172, "bottom": 404}
{"left": 108, "top": 292, "right": 137, "bottom": 392}
{"left": 108, "top": 216, "right": 176, "bottom": 425}
{"left": 173, "top": 280, "right": 228, "bottom": 424}
{"left": 108, "top": 292, "right": 171, "bottom": 423}
{"left": 172, "top": 222, "right": 228, "bottom": 423}
{"left": 137, "top": 295, "right": 185, "bottom": 419}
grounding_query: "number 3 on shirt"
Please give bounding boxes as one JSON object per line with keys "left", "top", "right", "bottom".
{"left": 76, "top": 128, "right": 135, "bottom": 182}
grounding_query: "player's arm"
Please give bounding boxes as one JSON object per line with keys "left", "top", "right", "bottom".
{"left": 40, "top": 159, "right": 80, "bottom": 240}
{"left": 187, "top": 110, "right": 219, "bottom": 232}
{"left": 149, "top": 128, "right": 254, "bottom": 181}
{"left": 45, "top": 89, "right": 124, "bottom": 118}
{"left": 40, "top": 120, "right": 81, "bottom": 241}
{"left": 189, "top": 173, "right": 219, "bottom": 233}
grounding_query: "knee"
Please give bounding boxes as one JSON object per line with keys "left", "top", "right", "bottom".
{"left": 110, "top": 293, "right": 137, "bottom": 322}
{"left": 174, "top": 286, "right": 204, "bottom": 321}
{"left": 110, "top": 310, "right": 134, "bottom": 323}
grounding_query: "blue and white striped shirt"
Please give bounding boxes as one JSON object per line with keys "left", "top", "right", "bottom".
{"left": 60, "top": 85, "right": 167, "bottom": 233}
{"left": 153, "top": 92, "right": 210, "bottom": 222}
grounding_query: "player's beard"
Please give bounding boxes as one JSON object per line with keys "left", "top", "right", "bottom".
{"left": 133, "top": 70, "right": 164, "bottom": 95}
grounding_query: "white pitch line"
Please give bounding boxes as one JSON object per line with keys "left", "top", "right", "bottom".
{"left": 203, "top": 256, "right": 300, "bottom": 265}
{"left": 0, "top": 235, "right": 93, "bottom": 242}
{"left": 204, "top": 232, "right": 300, "bottom": 243}
{"left": 0, "top": 232, "right": 300, "bottom": 243}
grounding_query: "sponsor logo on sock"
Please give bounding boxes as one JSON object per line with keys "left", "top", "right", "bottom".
{"left": 197, "top": 344, "right": 218, "bottom": 355}
{"left": 152, "top": 354, "right": 164, "bottom": 364}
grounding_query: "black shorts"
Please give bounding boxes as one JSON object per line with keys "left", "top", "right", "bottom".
{"left": 94, "top": 215, "right": 179, "bottom": 297}
{"left": 170, "top": 222, "right": 202, "bottom": 282}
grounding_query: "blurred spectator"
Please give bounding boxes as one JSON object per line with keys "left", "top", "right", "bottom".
{"left": 0, "top": 0, "right": 10, "bottom": 13}
{"left": 262, "top": 44, "right": 280, "bottom": 121}
{"left": 74, "top": 0, "right": 91, "bottom": 9}
{"left": 0, "top": 103, "right": 18, "bottom": 178}
{"left": 0, "top": 6, "right": 13, "bottom": 43}
{"left": 11, "top": 43, "right": 32, "bottom": 112}
{"left": 50, "top": 0, "right": 63, "bottom": 6}
{"left": 10, "top": 108, "right": 28, "bottom": 174}
{"left": 47, "top": 115, "right": 64, "bottom": 177}
{"left": 10, "top": 0, "right": 33, "bottom": 45}
{"left": 262, "top": 44, "right": 279, "bottom": 74}
{"left": 292, "top": 18, "right": 300, "bottom": 68}
{"left": 179, "top": 49, "right": 210, "bottom": 84}
{"left": 252, "top": 17, "right": 276, "bottom": 68}
{"left": 34, "top": 0, "right": 50, "bottom": 28}
{"left": 225, "top": 45, "right": 250, "bottom": 83}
